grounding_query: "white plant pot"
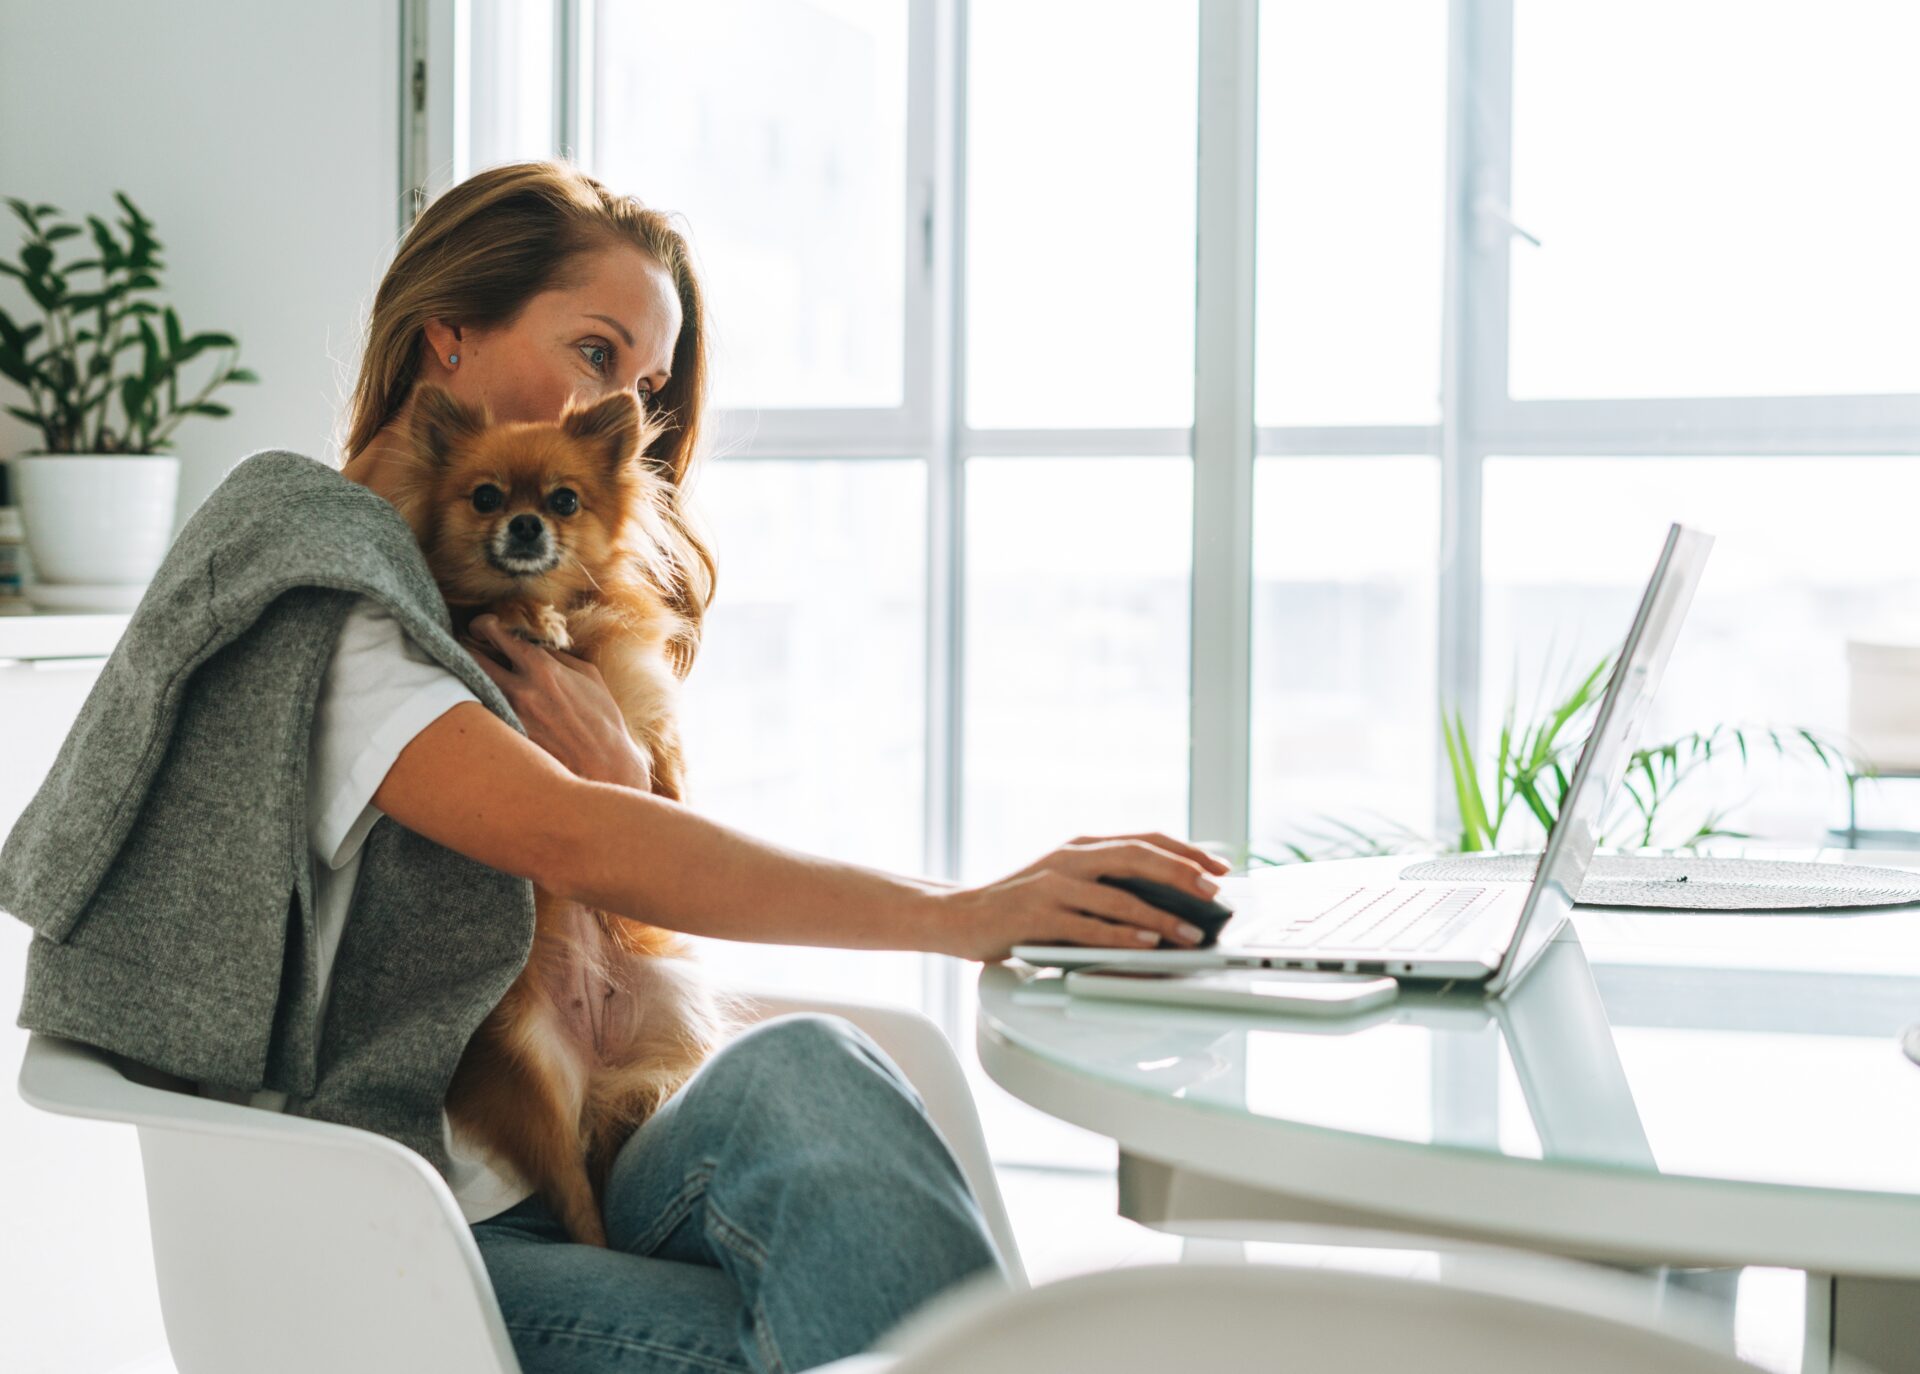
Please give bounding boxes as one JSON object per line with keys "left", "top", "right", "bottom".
{"left": 11, "top": 453, "right": 181, "bottom": 610}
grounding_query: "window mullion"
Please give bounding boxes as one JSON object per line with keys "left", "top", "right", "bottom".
{"left": 1438, "top": 0, "right": 1511, "bottom": 833}
{"left": 1190, "top": 0, "right": 1259, "bottom": 863}
{"left": 399, "top": 0, "right": 459, "bottom": 235}
{"left": 923, "top": 0, "right": 965, "bottom": 1037}
{"left": 557, "top": 0, "right": 591, "bottom": 166}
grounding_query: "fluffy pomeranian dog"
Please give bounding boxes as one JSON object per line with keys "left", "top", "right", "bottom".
{"left": 385, "top": 382, "right": 738, "bottom": 1247}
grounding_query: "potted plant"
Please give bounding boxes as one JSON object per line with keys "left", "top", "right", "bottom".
{"left": 1225, "top": 652, "right": 1862, "bottom": 869}
{"left": 0, "top": 192, "right": 257, "bottom": 609}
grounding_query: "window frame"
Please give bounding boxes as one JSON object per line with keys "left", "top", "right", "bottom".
{"left": 404, "top": 0, "right": 1920, "bottom": 1056}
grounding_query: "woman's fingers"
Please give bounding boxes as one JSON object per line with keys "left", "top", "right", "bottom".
{"left": 1081, "top": 830, "right": 1231, "bottom": 875}
{"left": 471, "top": 614, "right": 552, "bottom": 678}
{"left": 468, "top": 615, "right": 522, "bottom": 668}
{"left": 1054, "top": 873, "right": 1201, "bottom": 946}
{"left": 1063, "top": 913, "right": 1174, "bottom": 948}
{"left": 546, "top": 644, "right": 605, "bottom": 681}
{"left": 470, "top": 615, "right": 608, "bottom": 691}
{"left": 1062, "top": 838, "right": 1221, "bottom": 896}
{"left": 459, "top": 634, "right": 512, "bottom": 684}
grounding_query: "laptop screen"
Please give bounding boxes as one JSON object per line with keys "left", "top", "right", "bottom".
{"left": 1484, "top": 523, "right": 1714, "bottom": 997}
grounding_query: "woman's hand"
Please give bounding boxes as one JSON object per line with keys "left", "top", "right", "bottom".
{"left": 460, "top": 613, "right": 653, "bottom": 791}
{"left": 930, "top": 832, "right": 1234, "bottom": 963}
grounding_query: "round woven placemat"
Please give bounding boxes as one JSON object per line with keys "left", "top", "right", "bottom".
{"left": 1396, "top": 853, "right": 1920, "bottom": 910}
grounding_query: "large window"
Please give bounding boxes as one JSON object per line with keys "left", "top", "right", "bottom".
{"left": 1505, "top": 0, "right": 1920, "bottom": 402}
{"left": 418, "top": 0, "right": 1920, "bottom": 1165}
{"left": 592, "top": 2, "right": 909, "bottom": 411}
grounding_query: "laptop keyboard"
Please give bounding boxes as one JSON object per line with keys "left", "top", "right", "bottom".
{"left": 1240, "top": 885, "right": 1493, "bottom": 953}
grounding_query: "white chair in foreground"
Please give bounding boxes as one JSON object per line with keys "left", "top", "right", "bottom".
{"left": 831, "top": 1258, "right": 1838, "bottom": 1374}
{"left": 17, "top": 988, "right": 1026, "bottom": 1374}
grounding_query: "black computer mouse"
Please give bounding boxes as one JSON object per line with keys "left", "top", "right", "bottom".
{"left": 1096, "top": 874, "right": 1236, "bottom": 948}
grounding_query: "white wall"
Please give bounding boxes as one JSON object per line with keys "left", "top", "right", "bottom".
{"left": 0, "top": 5, "right": 401, "bottom": 1371}
{"left": 0, "top": 0, "right": 403, "bottom": 536}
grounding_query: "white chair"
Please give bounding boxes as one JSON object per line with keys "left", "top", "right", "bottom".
{"left": 17, "top": 988, "right": 1027, "bottom": 1374}
{"left": 830, "top": 1258, "right": 1818, "bottom": 1374}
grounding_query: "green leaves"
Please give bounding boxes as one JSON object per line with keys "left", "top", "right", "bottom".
{"left": 1264, "top": 657, "right": 1860, "bottom": 864}
{"left": 1441, "top": 709, "right": 1492, "bottom": 851}
{"left": 1438, "top": 657, "right": 1857, "bottom": 853}
{"left": 0, "top": 188, "right": 256, "bottom": 452}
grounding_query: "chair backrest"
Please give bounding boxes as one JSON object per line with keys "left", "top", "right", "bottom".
{"left": 20, "top": 1030, "right": 526, "bottom": 1374}
{"left": 867, "top": 1260, "right": 1781, "bottom": 1374}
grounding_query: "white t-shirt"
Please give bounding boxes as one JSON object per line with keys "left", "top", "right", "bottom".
{"left": 196, "top": 596, "right": 536, "bottom": 1224}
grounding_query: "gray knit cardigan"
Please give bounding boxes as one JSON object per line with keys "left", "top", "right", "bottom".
{"left": 0, "top": 449, "right": 536, "bottom": 1182}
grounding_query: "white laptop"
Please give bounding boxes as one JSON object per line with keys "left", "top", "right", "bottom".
{"left": 1013, "top": 522, "right": 1714, "bottom": 997}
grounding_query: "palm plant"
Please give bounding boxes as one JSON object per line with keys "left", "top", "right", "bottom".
{"left": 1439, "top": 654, "right": 1854, "bottom": 852}
{"left": 1230, "top": 653, "right": 1862, "bottom": 871}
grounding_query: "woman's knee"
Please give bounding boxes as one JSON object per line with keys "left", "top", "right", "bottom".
{"left": 693, "top": 1013, "right": 930, "bottom": 1138}
{"left": 688, "top": 1017, "right": 996, "bottom": 1253}
{"left": 730, "top": 1012, "right": 912, "bottom": 1089}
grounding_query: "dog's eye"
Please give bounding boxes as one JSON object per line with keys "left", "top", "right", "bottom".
{"left": 472, "top": 484, "right": 504, "bottom": 513}
{"left": 548, "top": 488, "right": 580, "bottom": 517}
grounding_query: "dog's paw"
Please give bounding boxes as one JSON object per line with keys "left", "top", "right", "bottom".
{"left": 492, "top": 601, "right": 573, "bottom": 651}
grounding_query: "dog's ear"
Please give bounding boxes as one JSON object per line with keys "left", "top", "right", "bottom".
{"left": 408, "top": 384, "right": 488, "bottom": 462}
{"left": 562, "top": 390, "right": 645, "bottom": 475}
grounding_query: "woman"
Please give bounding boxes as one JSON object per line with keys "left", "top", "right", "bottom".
{"left": 333, "top": 160, "right": 1227, "bottom": 1373}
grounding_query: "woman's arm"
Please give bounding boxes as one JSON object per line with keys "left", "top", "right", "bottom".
{"left": 373, "top": 701, "right": 1218, "bottom": 961}
{"left": 372, "top": 701, "right": 954, "bottom": 950}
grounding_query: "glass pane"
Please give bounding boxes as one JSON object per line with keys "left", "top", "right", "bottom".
{"left": 675, "top": 459, "right": 927, "bottom": 1006}
{"left": 1255, "top": 0, "right": 1446, "bottom": 426}
{"left": 1481, "top": 456, "right": 1920, "bottom": 847}
{"left": 592, "top": 1, "right": 908, "bottom": 410}
{"left": 460, "top": 0, "right": 555, "bottom": 176}
{"left": 1250, "top": 457, "right": 1439, "bottom": 855}
{"left": 962, "top": 457, "right": 1192, "bottom": 883}
{"left": 966, "top": 2, "right": 1198, "bottom": 429}
{"left": 1509, "top": 1, "right": 1920, "bottom": 399}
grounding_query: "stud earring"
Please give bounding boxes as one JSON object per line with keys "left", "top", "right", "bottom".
{"left": 448, "top": 354, "right": 459, "bottom": 366}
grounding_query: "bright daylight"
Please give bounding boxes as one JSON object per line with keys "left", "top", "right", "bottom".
{"left": 1, "top": 3, "right": 1917, "bottom": 1374}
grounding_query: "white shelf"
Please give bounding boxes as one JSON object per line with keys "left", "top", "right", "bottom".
{"left": 0, "top": 607, "right": 131, "bottom": 662}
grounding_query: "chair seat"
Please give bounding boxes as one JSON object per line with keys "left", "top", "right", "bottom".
{"left": 18, "top": 988, "right": 1026, "bottom": 1374}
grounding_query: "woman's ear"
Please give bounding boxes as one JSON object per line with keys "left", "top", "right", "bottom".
{"left": 421, "top": 317, "right": 464, "bottom": 373}
{"left": 409, "top": 383, "right": 488, "bottom": 460}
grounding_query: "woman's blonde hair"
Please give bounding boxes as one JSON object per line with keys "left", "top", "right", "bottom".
{"left": 340, "top": 159, "right": 716, "bottom": 678}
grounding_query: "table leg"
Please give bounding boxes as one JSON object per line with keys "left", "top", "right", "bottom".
{"left": 1180, "top": 1237, "right": 1248, "bottom": 1264}
{"left": 1641, "top": 1266, "right": 1740, "bottom": 1356}
{"left": 1811, "top": 1273, "right": 1920, "bottom": 1374}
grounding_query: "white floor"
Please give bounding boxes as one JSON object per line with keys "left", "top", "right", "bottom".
{"left": 993, "top": 1164, "right": 1809, "bottom": 1374}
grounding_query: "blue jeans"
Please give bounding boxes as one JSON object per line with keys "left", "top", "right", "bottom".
{"left": 471, "top": 1013, "right": 1011, "bottom": 1373}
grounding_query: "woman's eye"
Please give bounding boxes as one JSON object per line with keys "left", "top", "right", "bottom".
{"left": 472, "top": 484, "right": 504, "bottom": 513}
{"left": 581, "top": 339, "right": 655, "bottom": 406}
{"left": 549, "top": 488, "right": 579, "bottom": 516}
{"left": 581, "top": 339, "right": 656, "bottom": 407}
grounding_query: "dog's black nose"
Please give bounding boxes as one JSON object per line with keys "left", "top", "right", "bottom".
{"left": 507, "top": 514, "right": 545, "bottom": 544}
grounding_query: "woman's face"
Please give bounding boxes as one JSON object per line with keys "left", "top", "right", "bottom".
{"left": 421, "top": 242, "right": 681, "bottom": 427}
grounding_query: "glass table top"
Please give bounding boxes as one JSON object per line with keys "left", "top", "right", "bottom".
{"left": 977, "top": 848, "right": 1920, "bottom": 1201}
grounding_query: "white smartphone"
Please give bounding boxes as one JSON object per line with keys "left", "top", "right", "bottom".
{"left": 1064, "top": 965, "right": 1399, "bottom": 1017}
